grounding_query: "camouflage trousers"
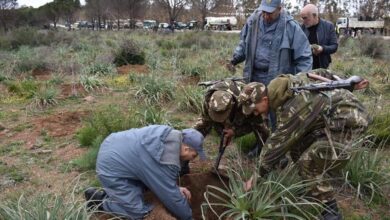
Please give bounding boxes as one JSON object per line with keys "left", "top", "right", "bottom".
{"left": 291, "top": 131, "right": 357, "bottom": 203}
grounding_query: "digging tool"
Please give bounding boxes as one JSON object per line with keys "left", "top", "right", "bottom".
{"left": 214, "top": 132, "right": 227, "bottom": 171}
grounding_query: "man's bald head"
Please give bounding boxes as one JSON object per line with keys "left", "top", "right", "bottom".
{"left": 300, "top": 4, "right": 319, "bottom": 27}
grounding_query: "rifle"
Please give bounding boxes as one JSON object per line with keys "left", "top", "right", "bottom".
{"left": 198, "top": 76, "right": 248, "bottom": 87}
{"left": 214, "top": 132, "right": 227, "bottom": 171}
{"left": 291, "top": 75, "right": 364, "bottom": 93}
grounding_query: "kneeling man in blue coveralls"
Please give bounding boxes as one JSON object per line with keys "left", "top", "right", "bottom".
{"left": 84, "top": 125, "right": 205, "bottom": 220}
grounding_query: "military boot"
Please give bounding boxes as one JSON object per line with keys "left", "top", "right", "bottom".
{"left": 84, "top": 187, "right": 106, "bottom": 211}
{"left": 321, "top": 199, "right": 342, "bottom": 220}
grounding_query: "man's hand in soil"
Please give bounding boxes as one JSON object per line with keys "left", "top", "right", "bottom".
{"left": 179, "top": 187, "right": 191, "bottom": 201}
{"left": 223, "top": 128, "right": 234, "bottom": 146}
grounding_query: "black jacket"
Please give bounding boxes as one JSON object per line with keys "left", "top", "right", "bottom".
{"left": 301, "top": 18, "right": 338, "bottom": 69}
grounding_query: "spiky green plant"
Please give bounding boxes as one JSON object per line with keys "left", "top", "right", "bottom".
{"left": 176, "top": 85, "right": 204, "bottom": 114}
{"left": 0, "top": 193, "right": 90, "bottom": 220}
{"left": 79, "top": 75, "right": 104, "bottom": 92}
{"left": 31, "top": 86, "right": 58, "bottom": 109}
{"left": 202, "top": 163, "right": 322, "bottom": 219}
{"left": 342, "top": 147, "right": 390, "bottom": 204}
{"left": 135, "top": 75, "right": 174, "bottom": 105}
{"left": 136, "top": 106, "right": 171, "bottom": 126}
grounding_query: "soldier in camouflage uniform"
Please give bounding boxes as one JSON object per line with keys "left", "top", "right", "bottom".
{"left": 240, "top": 75, "right": 371, "bottom": 220}
{"left": 194, "top": 79, "right": 269, "bottom": 148}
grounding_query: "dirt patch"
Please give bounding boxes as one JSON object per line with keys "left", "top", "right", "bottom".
{"left": 32, "top": 68, "right": 52, "bottom": 81}
{"left": 32, "top": 111, "right": 89, "bottom": 138}
{"left": 117, "top": 64, "right": 148, "bottom": 75}
{"left": 5, "top": 111, "right": 89, "bottom": 149}
{"left": 54, "top": 144, "right": 87, "bottom": 162}
{"left": 143, "top": 172, "right": 228, "bottom": 220}
{"left": 60, "top": 83, "right": 88, "bottom": 98}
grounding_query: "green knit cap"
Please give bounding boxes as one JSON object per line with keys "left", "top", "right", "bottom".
{"left": 267, "top": 75, "right": 293, "bottom": 110}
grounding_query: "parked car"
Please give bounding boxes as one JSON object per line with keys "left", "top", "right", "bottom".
{"left": 159, "top": 23, "right": 170, "bottom": 29}
{"left": 187, "top": 20, "right": 198, "bottom": 30}
{"left": 174, "top": 21, "right": 188, "bottom": 30}
{"left": 143, "top": 20, "right": 157, "bottom": 29}
{"left": 135, "top": 20, "right": 143, "bottom": 29}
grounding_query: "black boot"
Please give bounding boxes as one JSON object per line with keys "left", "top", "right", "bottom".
{"left": 321, "top": 199, "right": 342, "bottom": 220}
{"left": 84, "top": 187, "right": 106, "bottom": 211}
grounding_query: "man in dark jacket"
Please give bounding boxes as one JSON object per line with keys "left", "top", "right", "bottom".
{"left": 300, "top": 4, "right": 338, "bottom": 69}
{"left": 85, "top": 125, "right": 205, "bottom": 220}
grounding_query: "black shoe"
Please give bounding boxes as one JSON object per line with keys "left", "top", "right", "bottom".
{"left": 84, "top": 187, "right": 106, "bottom": 211}
{"left": 321, "top": 199, "right": 342, "bottom": 220}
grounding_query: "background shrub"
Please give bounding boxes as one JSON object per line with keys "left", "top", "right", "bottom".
{"left": 358, "top": 36, "right": 387, "bottom": 59}
{"left": 113, "top": 40, "right": 145, "bottom": 66}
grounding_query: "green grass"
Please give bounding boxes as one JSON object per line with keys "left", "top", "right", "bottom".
{"left": 0, "top": 161, "right": 26, "bottom": 183}
{"left": 342, "top": 147, "right": 390, "bottom": 204}
{"left": 135, "top": 75, "right": 175, "bottom": 105}
{"left": 175, "top": 85, "right": 204, "bottom": 114}
{"left": 0, "top": 192, "right": 91, "bottom": 220}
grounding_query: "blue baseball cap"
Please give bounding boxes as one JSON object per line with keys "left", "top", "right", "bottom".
{"left": 259, "top": 0, "right": 282, "bottom": 13}
{"left": 182, "top": 128, "right": 206, "bottom": 160}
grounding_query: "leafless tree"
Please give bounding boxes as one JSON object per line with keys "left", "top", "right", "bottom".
{"left": 85, "top": 0, "right": 109, "bottom": 30}
{"left": 108, "top": 0, "right": 126, "bottom": 30}
{"left": 191, "top": 0, "right": 225, "bottom": 29}
{"left": 239, "top": 0, "right": 258, "bottom": 17}
{"left": 124, "top": 0, "right": 148, "bottom": 20}
{"left": 359, "top": 0, "right": 388, "bottom": 20}
{"left": 0, "top": 0, "right": 17, "bottom": 32}
{"left": 154, "top": 0, "right": 189, "bottom": 25}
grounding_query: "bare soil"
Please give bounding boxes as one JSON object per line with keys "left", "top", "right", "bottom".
{"left": 32, "top": 68, "right": 52, "bottom": 81}
{"left": 60, "top": 83, "right": 88, "bottom": 98}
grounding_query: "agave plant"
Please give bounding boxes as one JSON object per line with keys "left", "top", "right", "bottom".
{"left": 79, "top": 75, "right": 105, "bottom": 92}
{"left": 176, "top": 85, "right": 204, "bottom": 114}
{"left": 31, "top": 86, "right": 58, "bottom": 109}
{"left": 202, "top": 156, "right": 322, "bottom": 220}
{"left": 135, "top": 75, "right": 174, "bottom": 105}
{"left": 342, "top": 146, "right": 390, "bottom": 204}
{"left": 0, "top": 181, "right": 91, "bottom": 220}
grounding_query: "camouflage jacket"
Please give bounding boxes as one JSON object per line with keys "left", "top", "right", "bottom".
{"left": 194, "top": 80, "right": 269, "bottom": 140}
{"left": 261, "top": 74, "right": 371, "bottom": 172}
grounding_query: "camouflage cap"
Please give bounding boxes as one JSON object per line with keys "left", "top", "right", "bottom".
{"left": 208, "top": 90, "right": 234, "bottom": 123}
{"left": 238, "top": 82, "right": 267, "bottom": 115}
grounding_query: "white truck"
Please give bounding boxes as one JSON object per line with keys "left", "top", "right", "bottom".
{"left": 336, "top": 17, "right": 384, "bottom": 35}
{"left": 204, "top": 16, "right": 237, "bottom": 30}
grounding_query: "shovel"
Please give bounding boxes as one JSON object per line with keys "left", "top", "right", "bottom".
{"left": 211, "top": 132, "right": 229, "bottom": 180}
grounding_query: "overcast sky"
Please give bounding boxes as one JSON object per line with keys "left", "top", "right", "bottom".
{"left": 18, "top": 0, "right": 85, "bottom": 8}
